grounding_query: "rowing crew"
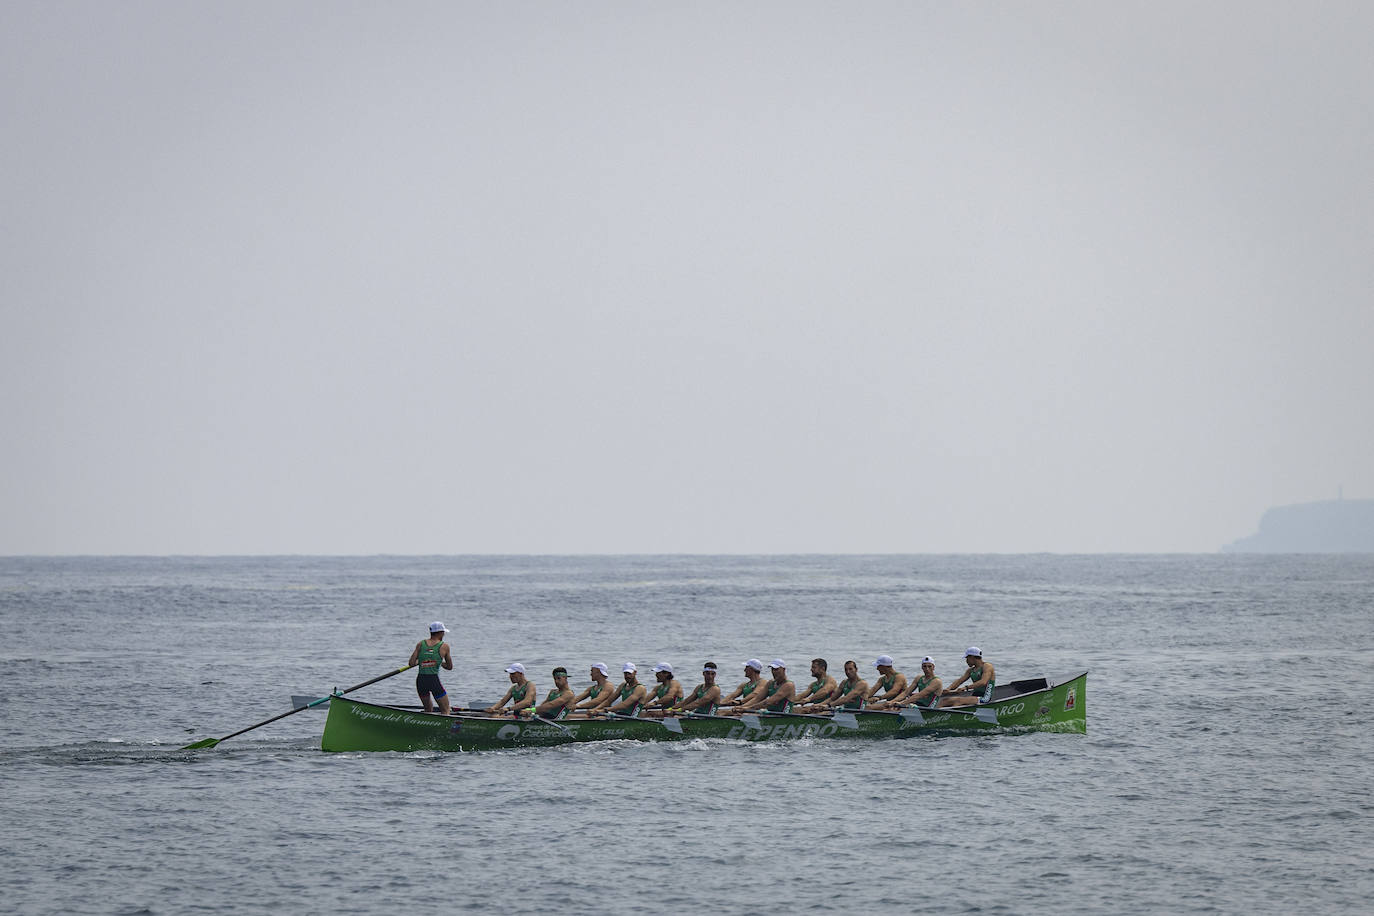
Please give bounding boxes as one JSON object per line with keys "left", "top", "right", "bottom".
{"left": 412, "top": 624, "right": 996, "bottom": 719}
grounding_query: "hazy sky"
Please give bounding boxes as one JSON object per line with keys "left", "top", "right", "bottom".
{"left": 3, "top": 2, "right": 1371, "bottom": 554}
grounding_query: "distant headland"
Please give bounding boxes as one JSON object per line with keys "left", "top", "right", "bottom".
{"left": 1222, "top": 498, "right": 1374, "bottom": 553}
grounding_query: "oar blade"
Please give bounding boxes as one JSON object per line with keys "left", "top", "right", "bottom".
{"left": 662, "top": 717, "right": 684, "bottom": 734}
{"left": 740, "top": 714, "right": 762, "bottom": 730}
{"left": 181, "top": 737, "right": 220, "bottom": 750}
{"left": 831, "top": 712, "right": 859, "bottom": 730}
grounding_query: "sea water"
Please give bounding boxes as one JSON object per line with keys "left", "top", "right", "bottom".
{"left": 0, "top": 555, "right": 1370, "bottom": 914}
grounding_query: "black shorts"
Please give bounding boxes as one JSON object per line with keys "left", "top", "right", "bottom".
{"left": 416, "top": 673, "right": 447, "bottom": 699}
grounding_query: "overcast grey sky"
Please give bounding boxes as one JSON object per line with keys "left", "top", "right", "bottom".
{"left": 2, "top": 2, "right": 1371, "bottom": 554}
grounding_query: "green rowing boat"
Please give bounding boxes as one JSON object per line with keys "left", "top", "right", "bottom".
{"left": 320, "top": 671, "right": 1086, "bottom": 752}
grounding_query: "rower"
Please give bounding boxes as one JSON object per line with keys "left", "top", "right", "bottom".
{"left": 569, "top": 662, "right": 615, "bottom": 716}
{"left": 940, "top": 647, "right": 996, "bottom": 707}
{"left": 534, "top": 667, "right": 577, "bottom": 720}
{"left": 864, "top": 655, "right": 907, "bottom": 707}
{"left": 673, "top": 662, "right": 723, "bottom": 715}
{"left": 639, "top": 663, "right": 684, "bottom": 717}
{"left": 719, "top": 659, "right": 766, "bottom": 713}
{"left": 598, "top": 662, "right": 647, "bottom": 717}
{"left": 735, "top": 659, "right": 795, "bottom": 714}
{"left": 880, "top": 656, "right": 942, "bottom": 709}
{"left": 802, "top": 659, "right": 866, "bottom": 713}
{"left": 791, "top": 658, "right": 838, "bottom": 707}
{"left": 408, "top": 621, "right": 453, "bottom": 715}
{"left": 485, "top": 663, "right": 536, "bottom": 717}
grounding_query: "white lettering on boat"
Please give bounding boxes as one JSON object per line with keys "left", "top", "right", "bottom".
{"left": 495, "top": 723, "right": 578, "bottom": 740}
{"left": 351, "top": 707, "right": 444, "bottom": 728}
{"left": 723, "top": 721, "right": 839, "bottom": 740}
{"left": 997, "top": 702, "right": 1025, "bottom": 717}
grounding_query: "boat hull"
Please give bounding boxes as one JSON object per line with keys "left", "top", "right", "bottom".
{"left": 321, "top": 671, "right": 1086, "bottom": 752}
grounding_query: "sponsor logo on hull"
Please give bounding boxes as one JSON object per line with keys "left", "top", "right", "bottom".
{"left": 723, "top": 721, "right": 841, "bottom": 741}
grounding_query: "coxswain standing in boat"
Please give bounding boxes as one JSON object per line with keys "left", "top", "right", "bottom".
{"left": 408, "top": 622, "right": 454, "bottom": 715}
{"left": 596, "top": 663, "right": 647, "bottom": 717}
{"left": 879, "top": 656, "right": 942, "bottom": 709}
{"left": 731, "top": 659, "right": 796, "bottom": 714}
{"left": 800, "top": 659, "right": 867, "bottom": 713}
{"left": 940, "top": 648, "right": 996, "bottom": 707}
{"left": 718, "top": 659, "right": 766, "bottom": 713}
{"left": 672, "top": 662, "right": 723, "bottom": 715}
{"left": 486, "top": 663, "right": 536, "bottom": 717}
{"left": 534, "top": 667, "right": 578, "bottom": 720}
{"left": 791, "top": 658, "right": 838, "bottom": 707}
{"left": 569, "top": 663, "right": 615, "bottom": 716}
{"left": 864, "top": 656, "right": 907, "bottom": 707}
{"left": 639, "top": 663, "right": 684, "bottom": 718}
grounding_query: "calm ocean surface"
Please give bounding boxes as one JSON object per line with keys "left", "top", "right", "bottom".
{"left": 1, "top": 554, "right": 1371, "bottom": 914}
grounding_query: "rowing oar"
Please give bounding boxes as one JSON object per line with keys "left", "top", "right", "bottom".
{"left": 182, "top": 664, "right": 415, "bottom": 749}
{"left": 514, "top": 708, "right": 574, "bottom": 736}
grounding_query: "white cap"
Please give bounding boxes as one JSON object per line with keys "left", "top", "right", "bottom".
{"left": 653, "top": 662, "right": 673, "bottom": 674}
{"left": 702, "top": 663, "right": 718, "bottom": 673}
{"left": 920, "top": 656, "right": 935, "bottom": 665}
{"left": 623, "top": 662, "right": 637, "bottom": 673}
{"left": 965, "top": 646, "right": 982, "bottom": 658}
{"left": 504, "top": 663, "right": 525, "bottom": 674}
{"left": 874, "top": 655, "right": 895, "bottom": 668}
{"left": 769, "top": 658, "right": 786, "bottom": 670}
{"left": 744, "top": 658, "right": 764, "bottom": 672}
{"left": 428, "top": 621, "right": 447, "bottom": 633}
{"left": 590, "top": 662, "right": 609, "bottom": 676}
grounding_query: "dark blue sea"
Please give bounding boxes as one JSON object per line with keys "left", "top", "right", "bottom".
{"left": 1, "top": 555, "right": 1370, "bottom": 914}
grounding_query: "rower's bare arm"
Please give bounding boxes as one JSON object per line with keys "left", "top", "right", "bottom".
{"left": 943, "top": 674, "right": 969, "bottom": 694}
{"left": 973, "top": 664, "right": 995, "bottom": 688}
{"left": 408, "top": 642, "right": 422, "bottom": 667}
{"left": 513, "top": 683, "right": 537, "bottom": 711}
{"left": 441, "top": 644, "right": 453, "bottom": 670}
{"left": 486, "top": 687, "right": 514, "bottom": 713}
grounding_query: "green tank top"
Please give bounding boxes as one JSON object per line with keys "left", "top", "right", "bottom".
{"left": 589, "top": 683, "right": 602, "bottom": 699}
{"left": 877, "top": 673, "right": 895, "bottom": 693}
{"left": 689, "top": 684, "right": 716, "bottom": 714}
{"left": 615, "top": 682, "right": 640, "bottom": 716}
{"left": 836, "top": 678, "right": 863, "bottom": 709}
{"left": 544, "top": 688, "right": 568, "bottom": 720}
{"left": 966, "top": 666, "right": 994, "bottom": 690}
{"left": 912, "top": 675, "right": 936, "bottom": 707}
{"left": 653, "top": 682, "right": 670, "bottom": 700}
{"left": 762, "top": 680, "right": 791, "bottom": 713}
{"left": 808, "top": 677, "right": 826, "bottom": 698}
{"left": 741, "top": 680, "right": 759, "bottom": 698}
{"left": 512, "top": 683, "right": 527, "bottom": 702}
{"left": 417, "top": 639, "right": 443, "bottom": 674}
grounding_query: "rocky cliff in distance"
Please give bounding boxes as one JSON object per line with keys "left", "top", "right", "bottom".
{"left": 1222, "top": 499, "right": 1374, "bottom": 553}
